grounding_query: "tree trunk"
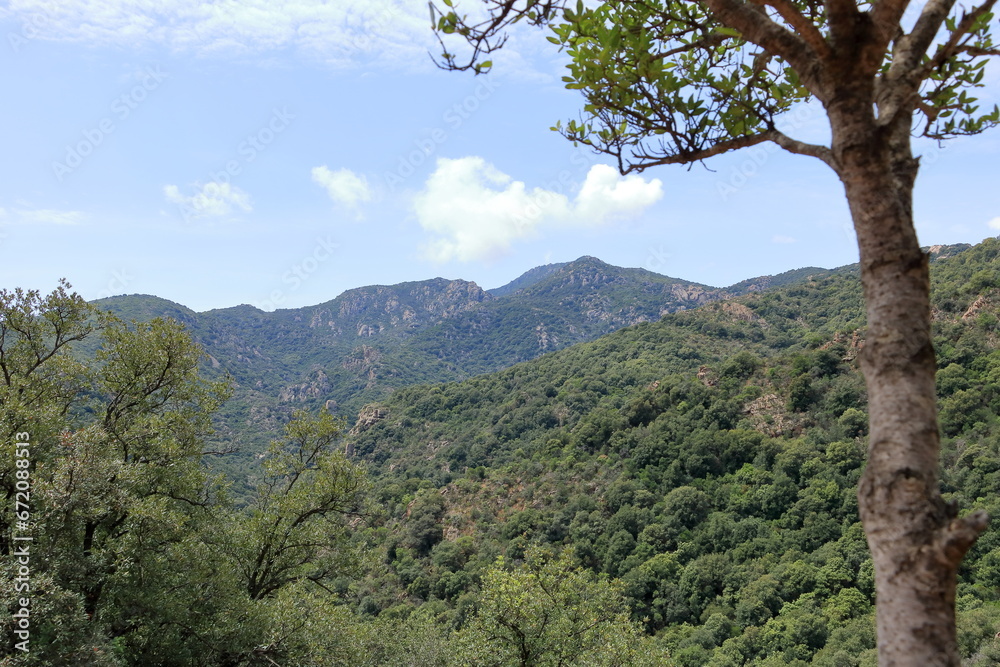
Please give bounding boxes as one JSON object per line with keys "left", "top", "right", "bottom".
{"left": 832, "top": 103, "right": 989, "bottom": 665}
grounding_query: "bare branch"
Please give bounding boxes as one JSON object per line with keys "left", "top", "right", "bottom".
{"left": 767, "top": 129, "right": 839, "bottom": 169}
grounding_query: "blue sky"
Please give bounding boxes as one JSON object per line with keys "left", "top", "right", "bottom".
{"left": 0, "top": 1, "right": 997, "bottom": 312}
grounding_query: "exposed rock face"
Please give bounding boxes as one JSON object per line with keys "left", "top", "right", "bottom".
{"left": 535, "top": 323, "right": 556, "bottom": 350}
{"left": 821, "top": 329, "right": 866, "bottom": 361}
{"left": 962, "top": 295, "right": 990, "bottom": 321}
{"left": 668, "top": 283, "right": 718, "bottom": 305}
{"left": 307, "top": 279, "right": 492, "bottom": 335}
{"left": 279, "top": 369, "right": 331, "bottom": 402}
{"left": 744, "top": 393, "right": 792, "bottom": 437}
{"left": 343, "top": 345, "right": 382, "bottom": 388}
{"left": 350, "top": 404, "right": 387, "bottom": 435}
{"left": 720, "top": 302, "right": 762, "bottom": 323}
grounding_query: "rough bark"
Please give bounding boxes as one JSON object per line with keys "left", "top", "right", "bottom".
{"left": 830, "top": 84, "right": 989, "bottom": 665}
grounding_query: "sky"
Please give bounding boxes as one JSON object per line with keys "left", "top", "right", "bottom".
{"left": 0, "top": 1, "right": 997, "bottom": 313}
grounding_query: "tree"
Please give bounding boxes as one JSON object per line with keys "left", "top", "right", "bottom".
{"left": 454, "top": 546, "right": 665, "bottom": 666}
{"left": 224, "top": 409, "right": 368, "bottom": 602}
{"left": 0, "top": 284, "right": 232, "bottom": 664}
{"left": 0, "top": 285, "right": 381, "bottom": 666}
{"left": 432, "top": 1, "right": 998, "bottom": 662}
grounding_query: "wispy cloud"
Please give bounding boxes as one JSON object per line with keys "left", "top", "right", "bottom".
{"left": 312, "top": 166, "right": 372, "bottom": 210}
{"left": 772, "top": 234, "right": 796, "bottom": 244}
{"left": 164, "top": 182, "right": 252, "bottom": 219}
{"left": 987, "top": 217, "right": 1000, "bottom": 230}
{"left": 414, "top": 157, "right": 663, "bottom": 262}
{"left": 0, "top": 206, "right": 86, "bottom": 225}
{"left": 0, "top": 1, "right": 438, "bottom": 69}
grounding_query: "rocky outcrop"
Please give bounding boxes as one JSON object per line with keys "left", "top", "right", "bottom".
{"left": 720, "top": 302, "right": 763, "bottom": 323}
{"left": 350, "top": 404, "right": 387, "bottom": 435}
{"left": 278, "top": 369, "right": 331, "bottom": 402}
{"left": 307, "top": 279, "right": 493, "bottom": 336}
{"left": 342, "top": 345, "right": 382, "bottom": 388}
{"left": 744, "top": 393, "right": 792, "bottom": 437}
{"left": 962, "top": 295, "right": 990, "bottom": 321}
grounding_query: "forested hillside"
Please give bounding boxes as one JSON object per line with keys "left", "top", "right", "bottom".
{"left": 335, "top": 239, "right": 1000, "bottom": 665}
{"left": 3, "top": 240, "right": 998, "bottom": 666}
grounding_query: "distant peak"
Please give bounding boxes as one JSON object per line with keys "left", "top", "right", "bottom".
{"left": 91, "top": 293, "right": 196, "bottom": 313}
{"left": 569, "top": 255, "right": 608, "bottom": 265}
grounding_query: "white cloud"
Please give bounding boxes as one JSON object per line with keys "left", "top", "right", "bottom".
{"left": 0, "top": 1, "right": 440, "bottom": 70}
{"left": 772, "top": 234, "right": 797, "bottom": 244}
{"left": 0, "top": 0, "right": 562, "bottom": 78}
{"left": 987, "top": 217, "right": 1000, "bottom": 230}
{"left": 574, "top": 164, "right": 664, "bottom": 223}
{"left": 0, "top": 207, "right": 85, "bottom": 225}
{"left": 164, "top": 182, "right": 252, "bottom": 219}
{"left": 312, "top": 166, "right": 372, "bottom": 209}
{"left": 414, "top": 157, "right": 663, "bottom": 263}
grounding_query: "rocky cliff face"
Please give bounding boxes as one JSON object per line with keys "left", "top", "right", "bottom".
{"left": 279, "top": 369, "right": 332, "bottom": 402}
{"left": 306, "top": 279, "right": 492, "bottom": 337}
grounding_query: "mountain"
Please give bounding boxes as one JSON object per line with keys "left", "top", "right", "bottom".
{"left": 487, "top": 260, "right": 568, "bottom": 296}
{"left": 78, "top": 239, "right": 999, "bottom": 663}
{"left": 725, "top": 265, "right": 834, "bottom": 295}
{"left": 91, "top": 252, "right": 941, "bottom": 456}
{"left": 94, "top": 257, "right": 736, "bottom": 449}
{"left": 335, "top": 237, "right": 1000, "bottom": 664}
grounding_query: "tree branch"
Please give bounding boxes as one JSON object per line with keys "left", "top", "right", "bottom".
{"left": 876, "top": 0, "right": 958, "bottom": 126}
{"left": 933, "top": 510, "right": 989, "bottom": 567}
{"left": 869, "top": 0, "right": 912, "bottom": 50}
{"left": 754, "top": 0, "right": 832, "bottom": 59}
{"left": 703, "top": 0, "right": 827, "bottom": 99}
{"left": 921, "top": 0, "right": 999, "bottom": 75}
{"left": 824, "top": 0, "right": 863, "bottom": 47}
{"left": 618, "top": 128, "right": 834, "bottom": 172}
{"left": 767, "top": 129, "right": 839, "bottom": 170}
{"left": 430, "top": 0, "right": 565, "bottom": 72}
{"left": 897, "top": 0, "right": 960, "bottom": 74}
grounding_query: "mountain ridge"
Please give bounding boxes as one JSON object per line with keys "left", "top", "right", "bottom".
{"left": 90, "top": 247, "right": 971, "bottom": 458}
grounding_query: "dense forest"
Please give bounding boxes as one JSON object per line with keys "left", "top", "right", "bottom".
{"left": 3, "top": 239, "right": 1000, "bottom": 665}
